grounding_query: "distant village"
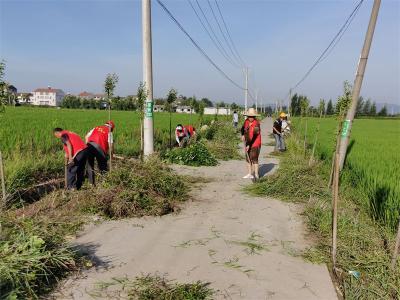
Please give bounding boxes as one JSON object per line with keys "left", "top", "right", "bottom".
{"left": 6, "top": 85, "right": 250, "bottom": 115}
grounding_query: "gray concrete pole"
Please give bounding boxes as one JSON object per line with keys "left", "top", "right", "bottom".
{"left": 244, "top": 67, "right": 248, "bottom": 112}
{"left": 338, "top": 0, "right": 380, "bottom": 170}
{"left": 142, "top": 0, "right": 154, "bottom": 156}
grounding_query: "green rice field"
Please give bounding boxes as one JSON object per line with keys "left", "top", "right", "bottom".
{"left": 0, "top": 106, "right": 214, "bottom": 192}
{"left": 294, "top": 117, "right": 400, "bottom": 231}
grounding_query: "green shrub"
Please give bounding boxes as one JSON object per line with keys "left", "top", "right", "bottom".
{"left": 164, "top": 142, "right": 218, "bottom": 167}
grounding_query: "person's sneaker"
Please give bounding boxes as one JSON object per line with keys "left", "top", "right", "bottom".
{"left": 242, "top": 174, "right": 254, "bottom": 179}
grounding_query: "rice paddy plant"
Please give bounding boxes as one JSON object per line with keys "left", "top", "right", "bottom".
{"left": 293, "top": 117, "right": 400, "bottom": 231}
{"left": 0, "top": 106, "right": 212, "bottom": 192}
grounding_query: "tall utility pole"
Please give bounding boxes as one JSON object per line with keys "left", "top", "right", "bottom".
{"left": 288, "top": 88, "right": 292, "bottom": 116}
{"left": 255, "top": 89, "right": 258, "bottom": 111}
{"left": 338, "top": 0, "right": 380, "bottom": 169}
{"left": 244, "top": 67, "right": 248, "bottom": 112}
{"left": 142, "top": 0, "right": 154, "bottom": 156}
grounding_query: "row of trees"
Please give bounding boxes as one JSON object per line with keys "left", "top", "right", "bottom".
{"left": 290, "top": 81, "right": 391, "bottom": 117}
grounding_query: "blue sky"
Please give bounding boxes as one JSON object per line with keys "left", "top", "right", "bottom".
{"left": 0, "top": 0, "right": 399, "bottom": 106}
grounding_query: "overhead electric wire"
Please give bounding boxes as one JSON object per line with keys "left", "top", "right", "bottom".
{"left": 206, "top": 0, "right": 243, "bottom": 68}
{"left": 187, "top": 0, "right": 239, "bottom": 68}
{"left": 156, "top": 0, "right": 245, "bottom": 90}
{"left": 194, "top": 0, "right": 241, "bottom": 68}
{"left": 213, "top": 0, "right": 246, "bottom": 67}
{"left": 288, "top": 0, "right": 365, "bottom": 95}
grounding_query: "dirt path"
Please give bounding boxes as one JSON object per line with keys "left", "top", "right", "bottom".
{"left": 56, "top": 118, "right": 337, "bottom": 300}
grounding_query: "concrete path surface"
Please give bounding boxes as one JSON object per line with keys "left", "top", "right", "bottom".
{"left": 55, "top": 118, "right": 337, "bottom": 300}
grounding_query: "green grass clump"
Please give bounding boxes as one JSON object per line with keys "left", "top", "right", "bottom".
{"left": 164, "top": 142, "right": 218, "bottom": 167}
{"left": 204, "top": 122, "right": 241, "bottom": 161}
{"left": 1, "top": 157, "right": 191, "bottom": 298}
{"left": 0, "top": 215, "right": 79, "bottom": 299}
{"left": 93, "top": 275, "right": 214, "bottom": 300}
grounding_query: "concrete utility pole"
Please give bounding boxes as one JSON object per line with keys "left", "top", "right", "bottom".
{"left": 255, "top": 89, "right": 258, "bottom": 111}
{"left": 288, "top": 88, "right": 292, "bottom": 116}
{"left": 142, "top": 0, "right": 154, "bottom": 156}
{"left": 244, "top": 67, "right": 248, "bottom": 112}
{"left": 338, "top": 0, "right": 380, "bottom": 170}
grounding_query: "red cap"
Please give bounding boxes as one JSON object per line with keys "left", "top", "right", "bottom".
{"left": 105, "top": 120, "right": 115, "bottom": 130}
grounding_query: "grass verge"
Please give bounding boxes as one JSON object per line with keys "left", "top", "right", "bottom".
{"left": 90, "top": 275, "right": 214, "bottom": 299}
{"left": 0, "top": 157, "right": 190, "bottom": 299}
{"left": 245, "top": 137, "right": 400, "bottom": 299}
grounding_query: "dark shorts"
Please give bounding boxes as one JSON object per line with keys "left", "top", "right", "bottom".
{"left": 246, "top": 147, "right": 260, "bottom": 164}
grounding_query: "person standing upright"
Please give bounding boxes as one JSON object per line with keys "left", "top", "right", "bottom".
{"left": 85, "top": 120, "right": 115, "bottom": 185}
{"left": 273, "top": 112, "right": 286, "bottom": 152}
{"left": 241, "top": 108, "right": 262, "bottom": 180}
{"left": 53, "top": 128, "right": 88, "bottom": 190}
{"left": 233, "top": 110, "right": 239, "bottom": 129}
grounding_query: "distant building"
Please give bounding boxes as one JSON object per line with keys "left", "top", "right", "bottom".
{"left": 32, "top": 87, "right": 65, "bottom": 106}
{"left": 154, "top": 105, "right": 165, "bottom": 112}
{"left": 17, "top": 92, "right": 33, "bottom": 104}
{"left": 78, "top": 91, "right": 105, "bottom": 100}
{"left": 176, "top": 105, "right": 195, "bottom": 114}
{"left": 204, "top": 107, "right": 231, "bottom": 115}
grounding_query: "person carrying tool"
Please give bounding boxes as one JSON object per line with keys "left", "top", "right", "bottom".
{"left": 85, "top": 120, "right": 115, "bottom": 185}
{"left": 53, "top": 128, "right": 88, "bottom": 190}
{"left": 273, "top": 112, "right": 286, "bottom": 151}
{"left": 175, "top": 124, "right": 196, "bottom": 147}
{"left": 241, "top": 108, "right": 262, "bottom": 180}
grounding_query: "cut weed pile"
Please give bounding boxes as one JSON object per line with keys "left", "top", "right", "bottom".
{"left": 0, "top": 157, "right": 190, "bottom": 299}
{"left": 91, "top": 274, "right": 214, "bottom": 299}
{"left": 163, "top": 121, "right": 240, "bottom": 166}
{"left": 246, "top": 137, "right": 400, "bottom": 299}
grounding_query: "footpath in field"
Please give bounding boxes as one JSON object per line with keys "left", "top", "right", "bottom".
{"left": 56, "top": 118, "right": 337, "bottom": 300}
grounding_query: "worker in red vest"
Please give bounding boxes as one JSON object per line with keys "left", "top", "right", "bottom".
{"left": 85, "top": 120, "right": 115, "bottom": 185}
{"left": 241, "top": 108, "right": 262, "bottom": 180}
{"left": 53, "top": 128, "right": 88, "bottom": 190}
{"left": 175, "top": 124, "right": 196, "bottom": 147}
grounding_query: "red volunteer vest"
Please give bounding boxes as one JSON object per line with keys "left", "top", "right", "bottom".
{"left": 61, "top": 130, "right": 87, "bottom": 157}
{"left": 87, "top": 125, "right": 110, "bottom": 154}
{"left": 185, "top": 125, "right": 195, "bottom": 136}
{"left": 246, "top": 119, "right": 262, "bottom": 148}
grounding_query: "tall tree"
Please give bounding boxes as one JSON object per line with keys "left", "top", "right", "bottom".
{"left": 326, "top": 99, "right": 334, "bottom": 115}
{"left": 318, "top": 99, "right": 326, "bottom": 116}
{"left": 335, "top": 81, "right": 352, "bottom": 116}
{"left": 137, "top": 83, "right": 147, "bottom": 159}
{"left": 370, "top": 102, "right": 377, "bottom": 116}
{"left": 363, "top": 98, "right": 372, "bottom": 115}
{"left": 356, "top": 96, "right": 364, "bottom": 117}
{"left": 299, "top": 96, "right": 310, "bottom": 116}
{"left": 166, "top": 88, "right": 177, "bottom": 148}
{"left": 378, "top": 106, "right": 387, "bottom": 117}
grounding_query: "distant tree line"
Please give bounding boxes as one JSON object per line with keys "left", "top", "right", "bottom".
{"left": 290, "top": 81, "right": 391, "bottom": 117}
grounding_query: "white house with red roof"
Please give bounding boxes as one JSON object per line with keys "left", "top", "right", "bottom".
{"left": 32, "top": 87, "right": 65, "bottom": 106}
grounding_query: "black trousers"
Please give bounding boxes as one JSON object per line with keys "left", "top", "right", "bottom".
{"left": 86, "top": 143, "right": 108, "bottom": 185}
{"left": 67, "top": 149, "right": 88, "bottom": 190}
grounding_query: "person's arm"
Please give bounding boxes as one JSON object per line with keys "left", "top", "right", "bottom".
{"left": 176, "top": 132, "right": 180, "bottom": 145}
{"left": 241, "top": 125, "right": 246, "bottom": 142}
{"left": 272, "top": 123, "right": 281, "bottom": 135}
{"left": 108, "top": 132, "right": 114, "bottom": 157}
{"left": 62, "top": 135, "right": 73, "bottom": 163}
{"left": 85, "top": 128, "right": 94, "bottom": 143}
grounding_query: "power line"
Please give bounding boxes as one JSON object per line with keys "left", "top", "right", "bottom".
{"left": 194, "top": 0, "right": 241, "bottom": 68}
{"left": 156, "top": 0, "right": 245, "bottom": 90}
{"left": 214, "top": 0, "right": 246, "bottom": 67}
{"left": 289, "top": 0, "right": 365, "bottom": 93}
{"left": 187, "top": 0, "right": 239, "bottom": 68}
{"left": 206, "top": 0, "right": 243, "bottom": 68}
